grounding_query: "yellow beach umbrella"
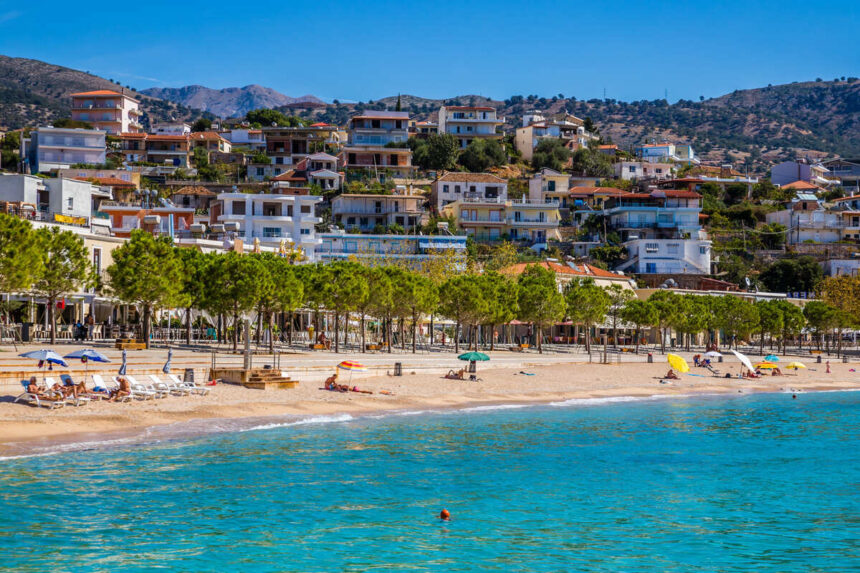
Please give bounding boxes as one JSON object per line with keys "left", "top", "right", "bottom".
{"left": 755, "top": 362, "right": 778, "bottom": 369}
{"left": 785, "top": 362, "right": 807, "bottom": 370}
{"left": 667, "top": 353, "right": 690, "bottom": 373}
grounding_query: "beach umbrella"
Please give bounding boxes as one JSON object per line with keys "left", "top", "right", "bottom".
{"left": 336, "top": 360, "right": 367, "bottom": 385}
{"left": 765, "top": 354, "right": 780, "bottom": 362}
{"left": 64, "top": 349, "right": 110, "bottom": 385}
{"left": 667, "top": 353, "right": 690, "bottom": 373}
{"left": 755, "top": 362, "right": 778, "bottom": 369}
{"left": 118, "top": 349, "right": 128, "bottom": 376}
{"left": 730, "top": 349, "right": 755, "bottom": 374}
{"left": 785, "top": 361, "right": 806, "bottom": 370}
{"left": 704, "top": 351, "right": 723, "bottom": 358}
{"left": 19, "top": 349, "right": 68, "bottom": 385}
{"left": 163, "top": 348, "right": 173, "bottom": 374}
{"left": 457, "top": 352, "right": 490, "bottom": 362}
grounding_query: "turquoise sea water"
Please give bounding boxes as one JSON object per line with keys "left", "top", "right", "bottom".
{"left": 1, "top": 391, "right": 858, "bottom": 572}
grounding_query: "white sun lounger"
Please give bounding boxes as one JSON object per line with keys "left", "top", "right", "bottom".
{"left": 13, "top": 380, "right": 65, "bottom": 409}
{"left": 149, "top": 374, "right": 189, "bottom": 396}
{"left": 45, "top": 377, "right": 90, "bottom": 407}
{"left": 168, "top": 373, "right": 210, "bottom": 395}
{"left": 123, "top": 375, "right": 162, "bottom": 400}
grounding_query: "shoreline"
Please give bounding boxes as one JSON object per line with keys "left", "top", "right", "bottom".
{"left": 2, "top": 359, "right": 858, "bottom": 459}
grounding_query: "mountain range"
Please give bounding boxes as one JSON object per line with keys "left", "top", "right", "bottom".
{"left": 140, "top": 85, "right": 325, "bottom": 118}
{"left": 0, "top": 54, "right": 857, "bottom": 171}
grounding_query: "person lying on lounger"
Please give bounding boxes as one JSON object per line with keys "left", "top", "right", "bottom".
{"left": 27, "top": 377, "right": 62, "bottom": 401}
{"left": 445, "top": 368, "right": 466, "bottom": 380}
{"left": 665, "top": 370, "right": 680, "bottom": 380}
{"left": 109, "top": 377, "right": 131, "bottom": 402}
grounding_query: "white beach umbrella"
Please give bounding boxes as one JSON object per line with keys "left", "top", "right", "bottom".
{"left": 704, "top": 351, "right": 723, "bottom": 358}
{"left": 730, "top": 349, "right": 755, "bottom": 373}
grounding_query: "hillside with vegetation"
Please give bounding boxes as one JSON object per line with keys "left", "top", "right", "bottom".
{"left": 0, "top": 55, "right": 195, "bottom": 129}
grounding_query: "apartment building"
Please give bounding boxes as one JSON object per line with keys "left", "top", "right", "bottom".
{"left": 209, "top": 192, "right": 323, "bottom": 253}
{"left": 262, "top": 125, "right": 343, "bottom": 167}
{"left": 100, "top": 203, "right": 196, "bottom": 238}
{"left": 332, "top": 193, "right": 425, "bottom": 232}
{"left": 0, "top": 174, "right": 109, "bottom": 225}
{"left": 22, "top": 127, "right": 107, "bottom": 174}
{"left": 190, "top": 131, "right": 232, "bottom": 155}
{"left": 223, "top": 128, "right": 266, "bottom": 152}
{"left": 70, "top": 90, "right": 142, "bottom": 134}
{"left": 119, "top": 133, "right": 191, "bottom": 168}
{"left": 766, "top": 194, "right": 860, "bottom": 245}
{"left": 270, "top": 153, "right": 343, "bottom": 194}
{"left": 527, "top": 169, "right": 571, "bottom": 205}
{"left": 770, "top": 159, "right": 834, "bottom": 187}
{"left": 317, "top": 231, "right": 467, "bottom": 268}
{"left": 614, "top": 161, "right": 674, "bottom": 181}
{"left": 634, "top": 142, "right": 698, "bottom": 164}
{"left": 441, "top": 197, "right": 560, "bottom": 245}
{"left": 619, "top": 239, "right": 712, "bottom": 275}
{"left": 515, "top": 113, "right": 592, "bottom": 160}
{"left": 341, "top": 111, "right": 413, "bottom": 178}
{"left": 431, "top": 172, "right": 508, "bottom": 211}
{"left": 437, "top": 106, "right": 503, "bottom": 148}
{"left": 821, "top": 158, "right": 860, "bottom": 191}
{"left": 152, "top": 122, "right": 191, "bottom": 135}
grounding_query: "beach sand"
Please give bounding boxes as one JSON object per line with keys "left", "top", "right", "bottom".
{"left": 1, "top": 355, "right": 858, "bottom": 456}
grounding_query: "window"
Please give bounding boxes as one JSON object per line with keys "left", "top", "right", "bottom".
{"left": 347, "top": 217, "right": 355, "bottom": 225}
{"left": 629, "top": 166, "right": 637, "bottom": 173}
{"left": 287, "top": 206, "right": 293, "bottom": 217}
{"left": 66, "top": 197, "right": 74, "bottom": 210}
{"left": 656, "top": 168, "right": 663, "bottom": 174}
{"left": 547, "top": 181, "right": 556, "bottom": 192}
{"left": 300, "top": 205, "right": 311, "bottom": 214}
{"left": 443, "top": 185, "right": 449, "bottom": 193}
{"left": 348, "top": 153, "right": 356, "bottom": 164}
{"left": 262, "top": 227, "right": 281, "bottom": 238}
{"left": 275, "top": 157, "right": 283, "bottom": 165}
{"left": 360, "top": 217, "right": 368, "bottom": 227}
{"left": 455, "top": 185, "right": 461, "bottom": 193}
{"left": 372, "top": 120, "right": 380, "bottom": 129}
{"left": 700, "top": 246, "right": 708, "bottom": 255}
{"left": 667, "top": 243, "right": 679, "bottom": 255}
{"left": 300, "top": 228, "right": 310, "bottom": 235}
{"left": 645, "top": 243, "right": 659, "bottom": 253}
{"left": 374, "top": 201, "right": 382, "bottom": 213}
{"left": 645, "top": 263, "right": 657, "bottom": 273}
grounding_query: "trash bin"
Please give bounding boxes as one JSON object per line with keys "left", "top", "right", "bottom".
{"left": 843, "top": 355, "right": 849, "bottom": 363}
{"left": 817, "top": 355, "right": 822, "bottom": 363}
{"left": 647, "top": 353, "right": 653, "bottom": 363}
{"left": 468, "top": 360, "right": 477, "bottom": 373}
{"left": 183, "top": 368, "right": 195, "bottom": 383}
{"left": 394, "top": 362, "right": 402, "bottom": 376}
{"left": 20, "top": 322, "right": 31, "bottom": 342}
{"left": 718, "top": 355, "right": 723, "bottom": 363}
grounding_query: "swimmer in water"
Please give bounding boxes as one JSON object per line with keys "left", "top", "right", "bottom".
{"left": 439, "top": 509, "right": 451, "bottom": 521}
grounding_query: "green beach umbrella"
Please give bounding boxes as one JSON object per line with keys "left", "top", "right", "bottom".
{"left": 458, "top": 352, "right": 490, "bottom": 362}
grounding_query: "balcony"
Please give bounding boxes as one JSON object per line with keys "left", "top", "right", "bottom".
{"left": 460, "top": 218, "right": 506, "bottom": 226}
{"left": 508, "top": 218, "right": 556, "bottom": 227}
{"left": 72, "top": 103, "right": 121, "bottom": 110}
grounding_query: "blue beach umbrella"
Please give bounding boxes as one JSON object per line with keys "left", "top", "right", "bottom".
{"left": 118, "top": 349, "right": 128, "bottom": 376}
{"left": 19, "top": 349, "right": 67, "bottom": 385}
{"left": 19, "top": 350, "right": 68, "bottom": 367}
{"left": 64, "top": 349, "right": 111, "bottom": 385}
{"left": 163, "top": 348, "right": 173, "bottom": 374}
{"left": 765, "top": 354, "right": 780, "bottom": 362}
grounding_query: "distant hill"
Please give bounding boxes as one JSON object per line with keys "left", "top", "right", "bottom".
{"left": 142, "top": 85, "right": 325, "bottom": 118}
{"left": 0, "top": 55, "right": 194, "bottom": 129}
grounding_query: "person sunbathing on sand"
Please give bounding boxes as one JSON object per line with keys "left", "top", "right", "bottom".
{"left": 350, "top": 386, "right": 373, "bottom": 394}
{"left": 665, "top": 370, "right": 680, "bottom": 380}
{"left": 445, "top": 368, "right": 466, "bottom": 380}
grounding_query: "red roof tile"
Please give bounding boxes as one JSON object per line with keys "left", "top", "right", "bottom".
{"left": 502, "top": 261, "right": 628, "bottom": 280}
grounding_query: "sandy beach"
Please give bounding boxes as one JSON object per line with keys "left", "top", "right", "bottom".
{"left": 2, "top": 351, "right": 858, "bottom": 457}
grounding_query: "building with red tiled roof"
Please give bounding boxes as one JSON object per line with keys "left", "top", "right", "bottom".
{"left": 781, "top": 179, "right": 824, "bottom": 192}
{"left": 501, "top": 261, "right": 634, "bottom": 290}
{"left": 71, "top": 90, "right": 141, "bottom": 134}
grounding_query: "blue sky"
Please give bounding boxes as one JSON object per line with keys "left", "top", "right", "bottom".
{"left": 1, "top": 0, "right": 857, "bottom": 102}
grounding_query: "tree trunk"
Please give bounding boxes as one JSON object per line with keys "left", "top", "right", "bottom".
{"left": 217, "top": 313, "right": 223, "bottom": 344}
{"left": 387, "top": 316, "right": 392, "bottom": 354}
{"left": 411, "top": 308, "right": 417, "bottom": 354}
{"left": 455, "top": 320, "right": 460, "bottom": 354}
{"left": 268, "top": 312, "right": 275, "bottom": 353}
{"left": 400, "top": 318, "right": 405, "bottom": 351}
{"left": 255, "top": 308, "right": 263, "bottom": 345}
{"left": 344, "top": 312, "right": 350, "bottom": 352}
{"left": 635, "top": 326, "right": 640, "bottom": 354}
{"left": 490, "top": 323, "right": 496, "bottom": 351}
{"left": 334, "top": 312, "right": 340, "bottom": 353}
{"left": 143, "top": 303, "right": 152, "bottom": 349}
{"left": 429, "top": 314, "right": 434, "bottom": 346}
{"left": 612, "top": 316, "right": 617, "bottom": 348}
{"left": 660, "top": 327, "right": 666, "bottom": 354}
{"left": 186, "top": 307, "right": 192, "bottom": 345}
{"left": 288, "top": 311, "right": 293, "bottom": 346}
{"left": 232, "top": 311, "right": 239, "bottom": 351}
{"left": 361, "top": 313, "right": 366, "bottom": 353}
{"left": 537, "top": 324, "right": 543, "bottom": 354}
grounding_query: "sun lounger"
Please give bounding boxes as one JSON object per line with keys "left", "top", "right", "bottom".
{"left": 91, "top": 374, "right": 132, "bottom": 403}
{"left": 124, "top": 375, "right": 163, "bottom": 400}
{"left": 168, "top": 373, "right": 210, "bottom": 395}
{"left": 149, "top": 374, "right": 190, "bottom": 396}
{"left": 45, "top": 377, "right": 89, "bottom": 407}
{"left": 13, "top": 380, "right": 65, "bottom": 409}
